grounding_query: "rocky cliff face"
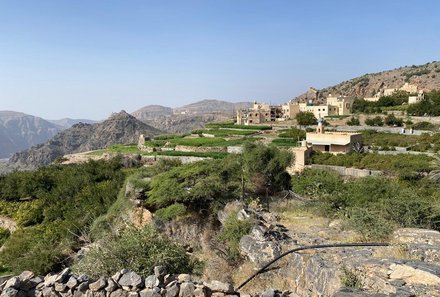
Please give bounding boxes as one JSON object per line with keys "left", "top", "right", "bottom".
{"left": 9, "top": 111, "right": 161, "bottom": 168}
{"left": 295, "top": 61, "right": 440, "bottom": 101}
{"left": 0, "top": 111, "right": 62, "bottom": 158}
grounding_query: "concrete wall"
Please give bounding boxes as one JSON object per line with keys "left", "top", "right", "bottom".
{"left": 309, "top": 164, "right": 382, "bottom": 178}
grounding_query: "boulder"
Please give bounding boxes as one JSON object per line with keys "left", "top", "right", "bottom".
{"left": 117, "top": 272, "right": 143, "bottom": 290}
{"left": 89, "top": 278, "right": 107, "bottom": 292}
{"left": 4, "top": 278, "right": 20, "bottom": 290}
{"left": 388, "top": 262, "right": 440, "bottom": 286}
{"left": 66, "top": 277, "right": 79, "bottom": 290}
{"left": 203, "top": 281, "right": 234, "bottom": 294}
{"left": 55, "top": 269, "right": 71, "bottom": 283}
{"left": 165, "top": 282, "right": 179, "bottom": 297}
{"left": 105, "top": 278, "right": 118, "bottom": 293}
{"left": 178, "top": 282, "right": 194, "bottom": 297}
{"left": 109, "top": 289, "right": 128, "bottom": 297}
{"left": 239, "top": 235, "right": 281, "bottom": 265}
{"left": 0, "top": 287, "right": 19, "bottom": 297}
{"left": 176, "top": 275, "right": 190, "bottom": 284}
{"left": 144, "top": 276, "right": 160, "bottom": 289}
{"left": 139, "top": 290, "right": 160, "bottom": 297}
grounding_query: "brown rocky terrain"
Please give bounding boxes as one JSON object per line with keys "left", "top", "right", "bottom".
{"left": 9, "top": 111, "right": 160, "bottom": 168}
{"left": 295, "top": 61, "right": 440, "bottom": 101}
{"left": 132, "top": 100, "right": 252, "bottom": 133}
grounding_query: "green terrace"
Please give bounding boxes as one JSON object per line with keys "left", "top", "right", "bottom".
{"left": 191, "top": 128, "right": 258, "bottom": 136}
{"left": 87, "top": 145, "right": 229, "bottom": 159}
{"left": 204, "top": 123, "right": 272, "bottom": 130}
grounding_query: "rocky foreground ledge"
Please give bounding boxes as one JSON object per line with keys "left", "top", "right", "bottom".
{"left": 0, "top": 267, "right": 291, "bottom": 297}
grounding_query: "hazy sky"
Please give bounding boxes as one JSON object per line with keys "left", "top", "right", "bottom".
{"left": 1, "top": 0, "right": 439, "bottom": 120}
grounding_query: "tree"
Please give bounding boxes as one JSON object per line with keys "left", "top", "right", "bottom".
{"left": 384, "top": 114, "right": 403, "bottom": 127}
{"left": 365, "top": 116, "right": 384, "bottom": 126}
{"left": 295, "top": 111, "right": 317, "bottom": 126}
{"left": 346, "top": 117, "right": 360, "bottom": 126}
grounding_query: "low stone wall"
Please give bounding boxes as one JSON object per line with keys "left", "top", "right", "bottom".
{"left": 0, "top": 268, "right": 245, "bottom": 297}
{"left": 226, "top": 146, "right": 243, "bottom": 154}
{"left": 309, "top": 164, "right": 382, "bottom": 178}
{"left": 174, "top": 146, "right": 227, "bottom": 153}
{"left": 141, "top": 155, "right": 210, "bottom": 165}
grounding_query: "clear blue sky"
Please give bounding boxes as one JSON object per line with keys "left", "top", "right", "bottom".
{"left": 0, "top": 0, "right": 439, "bottom": 120}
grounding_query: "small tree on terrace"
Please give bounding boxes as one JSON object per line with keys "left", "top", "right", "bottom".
{"left": 295, "top": 111, "right": 317, "bottom": 126}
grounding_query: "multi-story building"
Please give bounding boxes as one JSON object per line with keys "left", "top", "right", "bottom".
{"left": 236, "top": 95, "right": 354, "bottom": 125}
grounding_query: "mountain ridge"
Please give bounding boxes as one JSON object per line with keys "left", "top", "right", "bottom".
{"left": 10, "top": 111, "right": 160, "bottom": 168}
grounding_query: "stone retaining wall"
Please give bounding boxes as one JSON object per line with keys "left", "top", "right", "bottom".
{"left": 309, "top": 164, "right": 383, "bottom": 178}
{"left": 174, "top": 146, "right": 227, "bottom": 153}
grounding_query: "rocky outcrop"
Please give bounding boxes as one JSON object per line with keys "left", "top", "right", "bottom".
{"left": 294, "top": 61, "right": 440, "bottom": 101}
{"left": 0, "top": 268, "right": 246, "bottom": 297}
{"left": 10, "top": 111, "right": 161, "bottom": 168}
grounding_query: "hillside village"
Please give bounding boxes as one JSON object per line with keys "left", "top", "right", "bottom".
{"left": 2, "top": 64, "right": 440, "bottom": 297}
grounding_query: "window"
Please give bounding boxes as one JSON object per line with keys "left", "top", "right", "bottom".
{"left": 325, "top": 145, "right": 330, "bottom": 152}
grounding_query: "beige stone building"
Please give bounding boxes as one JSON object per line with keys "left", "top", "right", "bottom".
{"left": 305, "top": 121, "right": 362, "bottom": 154}
{"left": 236, "top": 94, "right": 354, "bottom": 125}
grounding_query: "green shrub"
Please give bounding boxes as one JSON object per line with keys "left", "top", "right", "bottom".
{"left": 295, "top": 111, "right": 317, "bottom": 126}
{"left": 73, "top": 225, "right": 201, "bottom": 278}
{"left": 346, "top": 117, "right": 360, "bottom": 126}
{"left": 384, "top": 114, "right": 403, "bottom": 127}
{"left": 154, "top": 203, "right": 187, "bottom": 222}
{"left": 413, "top": 121, "right": 436, "bottom": 130}
{"left": 278, "top": 128, "right": 306, "bottom": 139}
{"left": 218, "top": 212, "right": 252, "bottom": 261}
{"left": 0, "top": 227, "right": 10, "bottom": 247}
{"left": 340, "top": 266, "right": 363, "bottom": 288}
{"left": 365, "top": 116, "right": 384, "bottom": 126}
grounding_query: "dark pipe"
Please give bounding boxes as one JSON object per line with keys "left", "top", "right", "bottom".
{"left": 235, "top": 242, "right": 389, "bottom": 291}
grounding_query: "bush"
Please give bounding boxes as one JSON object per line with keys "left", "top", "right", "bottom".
{"left": 0, "top": 227, "right": 10, "bottom": 247}
{"left": 346, "top": 117, "right": 360, "bottom": 126}
{"left": 295, "top": 112, "right": 317, "bottom": 126}
{"left": 412, "top": 121, "right": 435, "bottom": 130}
{"left": 384, "top": 114, "right": 403, "bottom": 127}
{"left": 365, "top": 116, "right": 384, "bottom": 126}
{"left": 278, "top": 127, "right": 306, "bottom": 140}
{"left": 73, "top": 225, "right": 200, "bottom": 278}
{"left": 154, "top": 203, "right": 187, "bottom": 222}
{"left": 218, "top": 212, "right": 252, "bottom": 262}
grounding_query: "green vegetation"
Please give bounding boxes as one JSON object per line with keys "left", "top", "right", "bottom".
{"left": 365, "top": 116, "right": 384, "bottom": 126}
{"left": 295, "top": 111, "right": 317, "bottom": 126}
{"left": 169, "top": 136, "right": 257, "bottom": 147}
{"left": 217, "top": 212, "right": 253, "bottom": 262}
{"left": 340, "top": 266, "right": 363, "bottom": 289}
{"left": 352, "top": 90, "right": 410, "bottom": 114}
{"left": 153, "top": 133, "right": 188, "bottom": 140}
{"left": 361, "top": 130, "right": 440, "bottom": 152}
{"left": 106, "top": 144, "right": 140, "bottom": 154}
{"left": 271, "top": 138, "right": 299, "bottom": 147}
{"left": 146, "top": 143, "right": 292, "bottom": 212}
{"left": 412, "top": 121, "right": 436, "bottom": 130}
{"left": 346, "top": 117, "right": 360, "bottom": 126}
{"left": 192, "top": 129, "right": 257, "bottom": 136}
{"left": 292, "top": 169, "right": 440, "bottom": 240}
{"left": 0, "top": 159, "right": 125, "bottom": 274}
{"left": 154, "top": 203, "right": 187, "bottom": 222}
{"left": 154, "top": 151, "right": 229, "bottom": 159}
{"left": 402, "top": 68, "right": 431, "bottom": 80}
{"left": 407, "top": 90, "right": 440, "bottom": 116}
{"left": 278, "top": 127, "right": 306, "bottom": 140}
{"left": 384, "top": 114, "right": 403, "bottom": 127}
{"left": 311, "top": 151, "right": 434, "bottom": 177}
{"left": 73, "top": 225, "right": 200, "bottom": 278}
{"left": 205, "top": 123, "right": 272, "bottom": 130}
{"left": 0, "top": 227, "right": 10, "bottom": 247}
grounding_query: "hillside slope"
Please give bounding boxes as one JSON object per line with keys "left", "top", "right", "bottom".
{"left": 48, "top": 118, "right": 97, "bottom": 129}
{"left": 10, "top": 111, "right": 161, "bottom": 167}
{"left": 133, "top": 100, "right": 252, "bottom": 133}
{"left": 0, "top": 111, "right": 62, "bottom": 158}
{"left": 296, "top": 61, "right": 440, "bottom": 101}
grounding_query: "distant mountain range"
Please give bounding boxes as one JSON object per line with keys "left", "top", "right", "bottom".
{"left": 48, "top": 118, "right": 98, "bottom": 129}
{"left": 0, "top": 99, "right": 251, "bottom": 159}
{"left": 0, "top": 112, "right": 98, "bottom": 159}
{"left": 10, "top": 111, "right": 160, "bottom": 168}
{"left": 132, "top": 99, "right": 252, "bottom": 133}
{"left": 0, "top": 111, "right": 62, "bottom": 158}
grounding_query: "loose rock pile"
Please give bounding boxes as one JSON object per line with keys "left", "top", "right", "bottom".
{"left": 0, "top": 267, "right": 242, "bottom": 297}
